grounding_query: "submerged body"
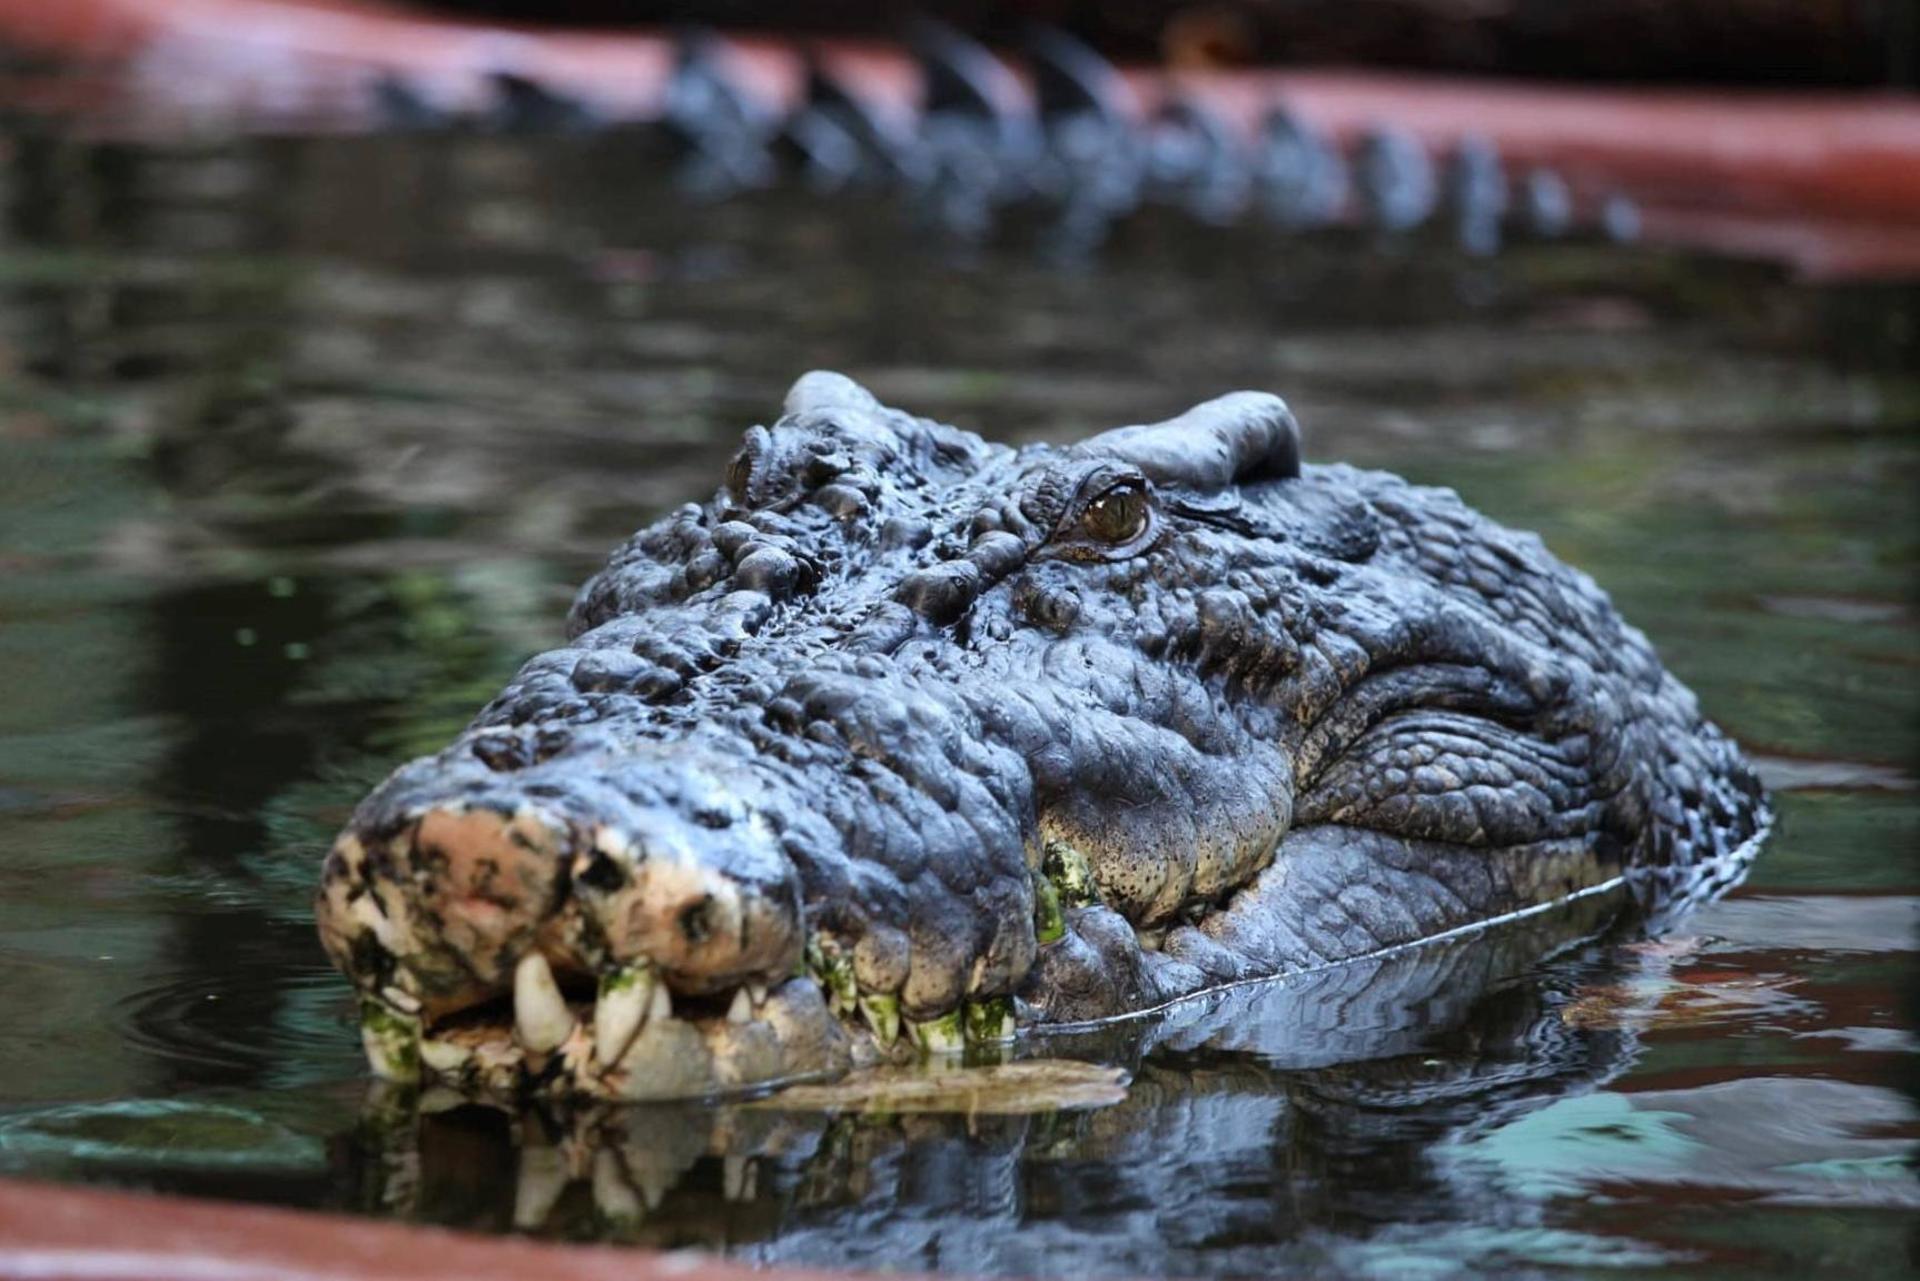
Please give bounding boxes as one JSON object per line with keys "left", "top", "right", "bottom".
{"left": 316, "top": 374, "right": 1766, "bottom": 1100}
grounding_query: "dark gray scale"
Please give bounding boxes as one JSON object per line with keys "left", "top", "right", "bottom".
{"left": 1144, "top": 98, "right": 1251, "bottom": 225}
{"left": 1356, "top": 125, "right": 1438, "bottom": 233}
{"left": 660, "top": 33, "right": 777, "bottom": 199}
{"left": 906, "top": 20, "right": 1043, "bottom": 242}
{"left": 781, "top": 64, "right": 923, "bottom": 193}
{"left": 1445, "top": 133, "right": 1507, "bottom": 256}
{"left": 1253, "top": 107, "right": 1348, "bottom": 229}
{"left": 1520, "top": 167, "right": 1573, "bottom": 238}
{"left": 485, "top": 72, "right": 601, "bottom": 134}
{"left": 1600, "top": 191, "right": 1642, "bottom": 242}
{"left": 1026, "top": 27, "right": 1146, "bottom": 255}
{"left": 371, "top": 73, "right": 451, "bottom": 132}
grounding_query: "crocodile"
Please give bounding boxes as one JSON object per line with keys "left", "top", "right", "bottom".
{"left": 315, "top": 371, "right": 1768, "bottom": 1102}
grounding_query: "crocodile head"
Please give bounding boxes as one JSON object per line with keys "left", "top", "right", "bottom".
{"left": 316, "top": 372, "right": 1765, "bottom": 1100}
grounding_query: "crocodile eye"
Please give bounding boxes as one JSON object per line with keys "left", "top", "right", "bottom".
{"left": 1082, "top": 482, "right": 1149, "bottom": 544}
{"left": 725, "top": 450, "right": 756, "bottom": 505}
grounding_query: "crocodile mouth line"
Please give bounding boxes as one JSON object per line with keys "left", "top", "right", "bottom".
{"left": 348, "top": 921, "right": 1024, "bottom": 1104}
{"left": 357, "top": 960, "right": 1027, "bottom": 1102}
{"left": 357, "top": 956, "right": 873, "bottom": 1103}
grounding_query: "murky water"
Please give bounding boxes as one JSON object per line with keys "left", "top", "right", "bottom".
{"left": 0, "top": 131, "right": 1915, "bottom": 1278}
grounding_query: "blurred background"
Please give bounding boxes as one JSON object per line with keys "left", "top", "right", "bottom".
{"left": 0, "top": 3, "right": 1916, "bottom": 1278}
{"left": 421, "top": 1, "right": 1920, "bottom": 84}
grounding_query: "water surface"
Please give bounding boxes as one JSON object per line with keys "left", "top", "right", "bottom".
{"left": 0, "top": 132, "right": 1915, "bottom": 1278}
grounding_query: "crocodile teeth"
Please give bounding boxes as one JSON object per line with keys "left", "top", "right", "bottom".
{"left": 359, "top": 997, "right": 421, "bottom": 1083}
{"left": 647, "top": 974, "right": 673, "bottom": 1025}
{"left": 419, "top": 1038, "right": 474, "bottom": 1075}
{"left": 514, "top": 952, "right": 574, "bottom": 1053}
{"left": 965, "top": 996, "right": 1016, "bottom": 1045}
{"left": 593, "top": 965, "right": 655, "bottom": 1067}
{"left": 907, "top": 1009, "right": 965, "bottom": 1055}
{"left": 726, "top": 988, "right": 754, "bottom": 1024}
{"left": 747, "top": 981, "right": 768, "bottom": 1007}
{"left": 859, "top": 992, "right": 900, "bottom": 1047}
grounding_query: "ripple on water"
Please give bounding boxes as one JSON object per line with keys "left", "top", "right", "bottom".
{"left": 0, "top": 1098, "right": 322, "bottom": 1175}
{"left": 113, "top": 965, "right": 361, "bottom": 1083}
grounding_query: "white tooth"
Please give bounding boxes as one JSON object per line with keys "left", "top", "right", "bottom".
{"left": 727, "top": 988, "right": 753, "bottom": 1024}
{"left": 722, "top": 1155, "right": 756, "bottom": 1202}
{"left": 514, "top": 952, "right": 574, "bottom": 1053}
{"left": 747, "top": 982, "right": 768, "bottom": 1007}
{"left": 647, "top": 977, "right": 673, "bottom": 1025}
{"left": 593, "top": 966, "right": 655, "bottom": 1067}
{"left": 513, "top": 1146, "right": 571, "bottom": 1229}
{"left": 419, "top": 1038, "right": 473, "bottom": 1075}
{"left": 591, "top": 1149, "right": 643, "bottom": 1224}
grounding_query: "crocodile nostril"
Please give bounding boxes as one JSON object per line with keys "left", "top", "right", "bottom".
{"left": 678, "top": 894, "right": 716, "bottom": 944}
{"left": 574, "top": 847, "right": 627, "bottom": 893}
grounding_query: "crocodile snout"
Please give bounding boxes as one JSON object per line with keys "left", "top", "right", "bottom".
{"left": 315, "top": 744, "right": 846, "bottom": 1100}
{"left": 563, "top": 793, "right": 804, "bottom": 989}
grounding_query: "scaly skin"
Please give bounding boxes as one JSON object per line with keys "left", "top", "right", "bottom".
{"left": 315, "top": 371, "right": 1767, "bottom": 1100}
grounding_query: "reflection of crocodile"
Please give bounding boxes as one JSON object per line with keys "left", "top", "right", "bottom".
{"left": 315, "top": 372, "right": 1767, "bottom": 1102}
{"left": 348, "top": 891, "right": 1650, "bottom": 1273}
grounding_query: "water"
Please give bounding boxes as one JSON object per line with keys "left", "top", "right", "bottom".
{"left": 0, "top": 131, "right": 1915, "bottom": 1278}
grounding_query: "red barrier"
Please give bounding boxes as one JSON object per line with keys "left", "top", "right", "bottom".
{"left": 0, "top": 1175, "right": 901, "bottom": 1281}
{"left": 1, "top": 0, "right": 1916, "bottom": 276}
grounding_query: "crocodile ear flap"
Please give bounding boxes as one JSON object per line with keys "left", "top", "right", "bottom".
{"left": 1081, "top": 392, "right": 1302, "bottom": 492}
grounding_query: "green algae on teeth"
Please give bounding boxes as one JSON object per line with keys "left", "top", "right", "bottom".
{"left": 1033, "top": 874, "right": 1065, "bottom": 944}
{"left": 592, "top": 963, "right": 657, "bottom": 1067}
{"left": 907, "top": 1009, "right": 965, "bottom": 1054}
{"left": 1042, "top": 839, "right": 1100, "bottom": 909}
{"left": 805, "top": 935, "right": 857, "bottom": 1014}
{"left": 859, "top": 991, "right": 901, "bottom": 1046}
{"left": 359, "top": 997, "right": 421, "bottom": 1083}
{"left": 965, "top": 996, "right": 1016, "bottom": 1045}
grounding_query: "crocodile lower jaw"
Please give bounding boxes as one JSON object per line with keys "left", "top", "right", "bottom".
{"left": 360, "top": 959, "right": 878, "bottom": 1102}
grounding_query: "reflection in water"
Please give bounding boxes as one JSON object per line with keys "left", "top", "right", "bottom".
{"left": 0, "top": 129, "right": 1915, "bottom": 1277}
{"left": 351, "top": 892, "right": 1647, "bottom": 1277}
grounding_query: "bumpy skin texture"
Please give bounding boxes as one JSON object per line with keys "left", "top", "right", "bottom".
{"left": 315, "top": 372, "right": 1766, "bottom": 1099}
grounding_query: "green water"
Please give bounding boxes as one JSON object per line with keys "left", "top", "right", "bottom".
{"left": 0, "top": 132, "right": 1915, "bottom": 1278}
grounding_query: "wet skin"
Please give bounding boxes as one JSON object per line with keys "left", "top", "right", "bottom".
{"left": 314, "top": 372, "right": 1768, "bottom": 1101}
